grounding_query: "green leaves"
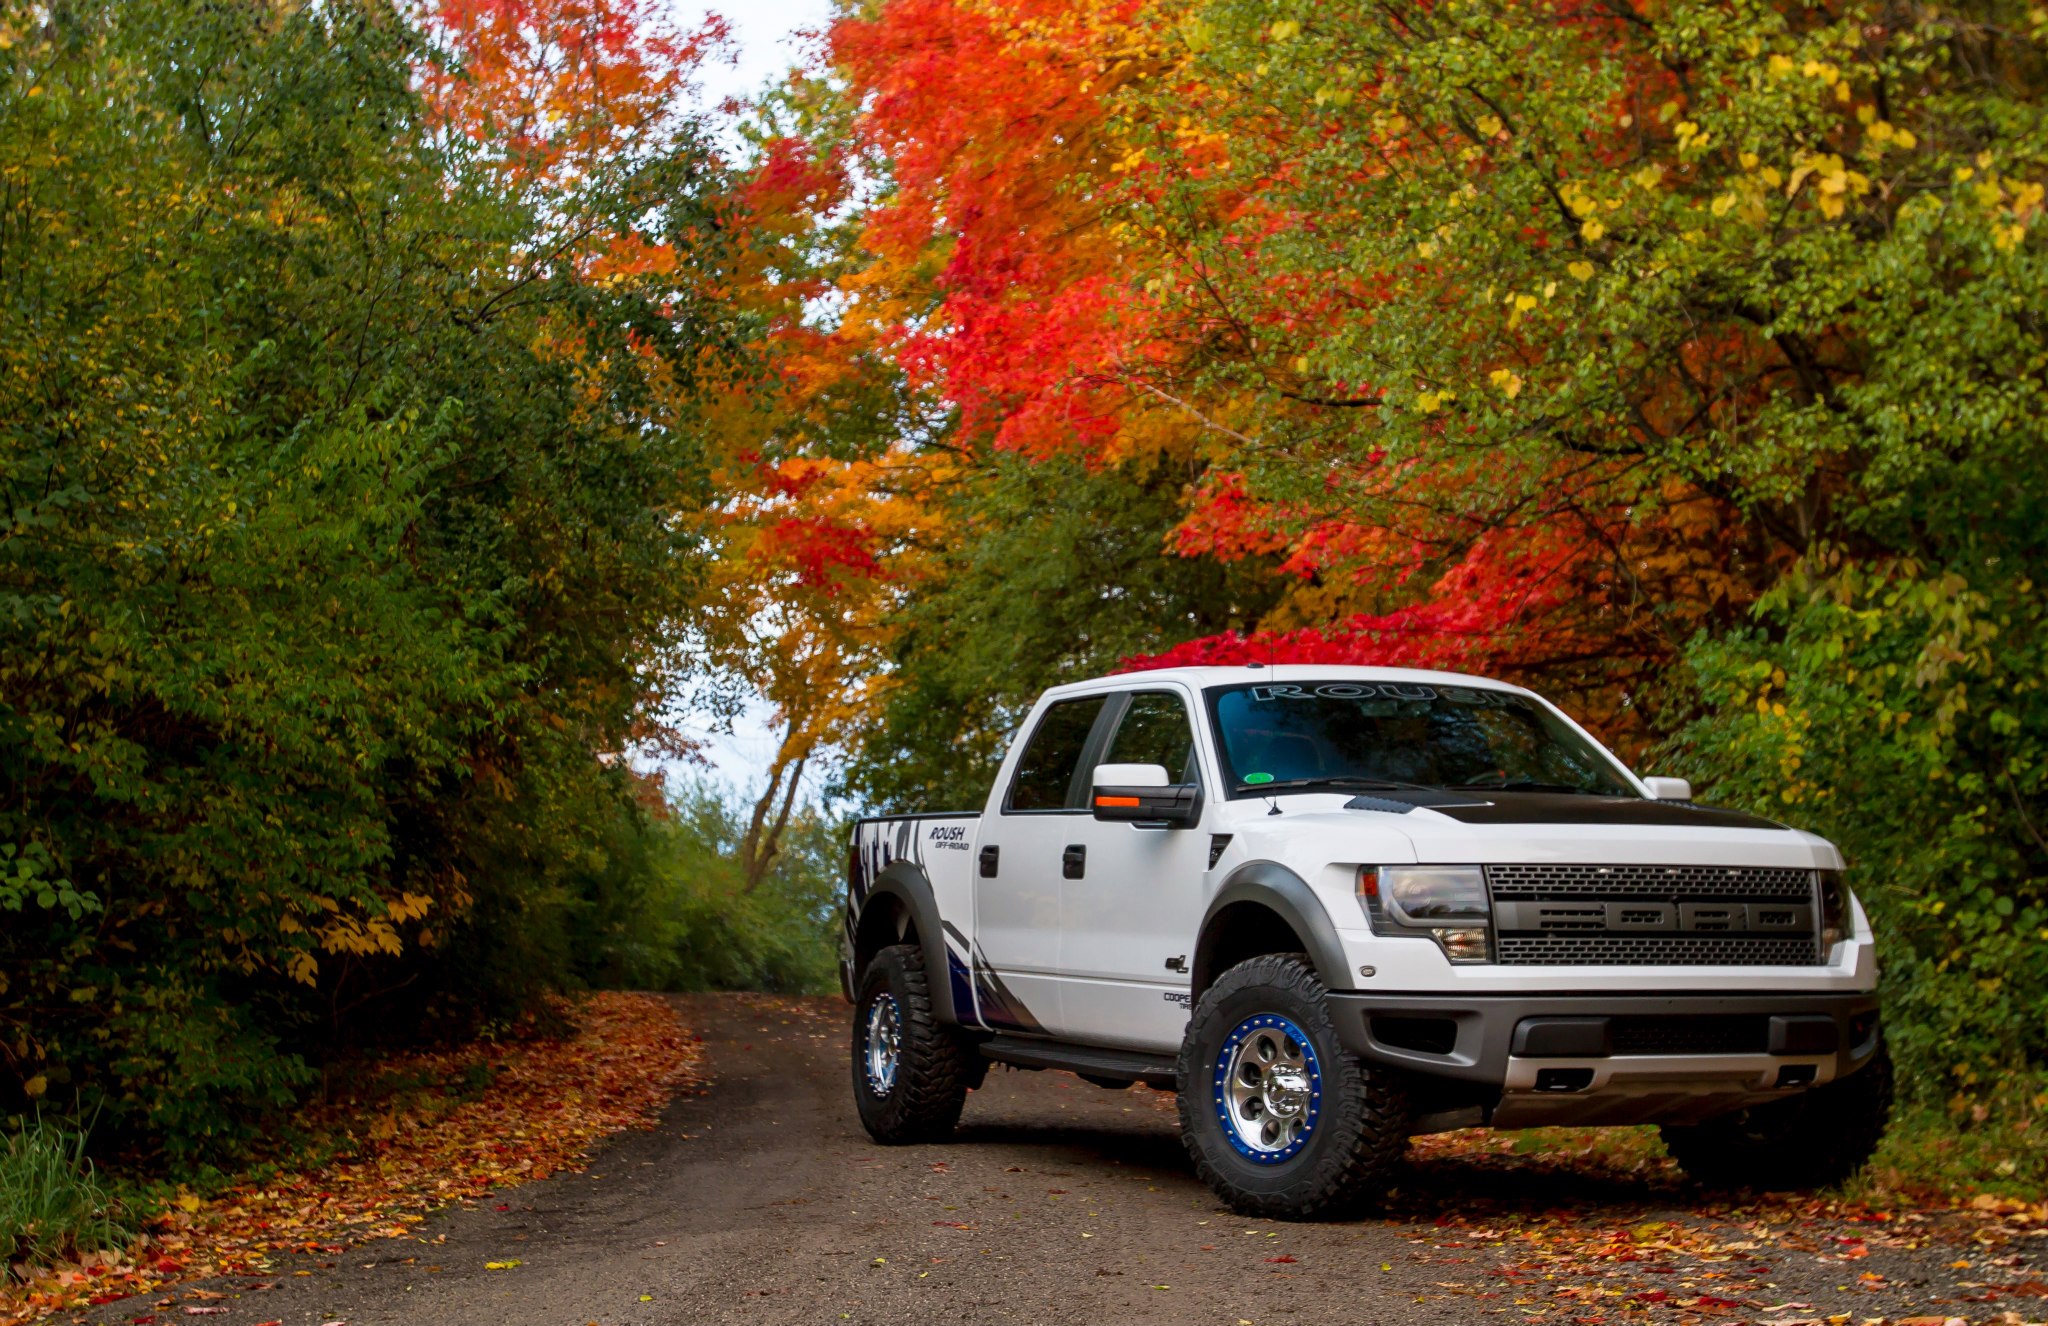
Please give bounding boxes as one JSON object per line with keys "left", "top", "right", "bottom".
{"left": 0, "top": 0, "right": 734, "bottom": 1157}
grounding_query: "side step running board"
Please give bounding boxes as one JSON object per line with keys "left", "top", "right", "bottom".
{"left": 979, "top": 1035, "right": 1178, "bottom": 1090}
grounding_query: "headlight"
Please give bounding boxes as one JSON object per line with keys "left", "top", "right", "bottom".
{"left": 1357, "top": 865, "right": 1492, "bottom": 963}
{"left": 1817, "top": 869, "right": 1848, "bottom": 951}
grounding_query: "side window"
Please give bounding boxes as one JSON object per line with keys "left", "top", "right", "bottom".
{"left": 1101, "top": 691, "right": 1198, "bottom": 784}
{"left": 1006, "top": 696, "right": 1108, "bottom": 811}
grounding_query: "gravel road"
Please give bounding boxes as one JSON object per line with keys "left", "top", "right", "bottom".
{"left": 84, "top": 993, "right": 2041, "bottom": 1326}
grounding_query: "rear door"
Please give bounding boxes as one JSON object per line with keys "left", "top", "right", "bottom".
{"left": 968, "top": 693, "right": 1113, "bottom": 1037}
{"left": 1054, "top": 686, "right": 1216, "bottom": 1053}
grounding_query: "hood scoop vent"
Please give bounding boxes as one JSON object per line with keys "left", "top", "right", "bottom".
{"left": 1343, "top": 794, "right": 1417, "bottom": 814}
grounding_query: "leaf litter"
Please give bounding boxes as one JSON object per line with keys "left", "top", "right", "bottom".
{"left": 3, "top": 993, "right": 703, "bottom": 1325}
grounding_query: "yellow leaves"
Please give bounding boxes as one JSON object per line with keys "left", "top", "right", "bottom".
{"left": 1567, "top": 260, "right": 1596, "bottom": 282}
{"left": 23, "top": 1073, "right": 47, "bottom": 1098}
{"left": 1560, "top": 183, "right": 1600, "bottom": 218}
{"left": 177, "top": 1192, "right": 204, "bottom": 1214}
{"left": 1474, "top": 113, "right": 1503, "bottom": 139}
{"left": 1767, "top": 52, "right": 1795, "bottom": 77}
{"left": 1711, "top": 193, "right": 1738, "bottom": 217}
{"left": 1630, "top": 165, "right": 1663, "bottom": 191}
{"left": 1580, "top": 218, "right": 1607, "bottom": 242}
{"left": 1414, "top": 389, "right": 1455, "bottom": 414}
{"left": 1416, "top": 239, "right": 1437, "bottom": 259}
{"left": 1268, "top": 19, "right": 1301, "bottom": 41}
{"left": 388, "top": 891, "right": 436, "bottom": 924}
{"left": 1489, "top": 368, "right": 1523, "bottom": 399}
{"left": 288, "top": 950, "right": 319, "bottom": 985}
{"left": 1864, "top": 119, "right": 1918, "bottom": 151}
{"left": 1739, "top": 151, "right": 1760, "bottom": 171}
{"left": 1802, "top": 59, "right": 1840, "bottom": 86}
{"left": 485, "top": 1260, "right": 523, "bottom": 1271}
{"left": 1786, "top": 154, "right": 1869, "bottom": 219}
{"left": 1180, "top": 16, "right": 1213, "bottom": 52}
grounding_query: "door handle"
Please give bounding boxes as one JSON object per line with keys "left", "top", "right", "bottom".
{"left": 979, "top": 845, "right": 1000, "bottom": 878}
{"left": 1062, "top": 844, "right": 1086, "bottom": 879}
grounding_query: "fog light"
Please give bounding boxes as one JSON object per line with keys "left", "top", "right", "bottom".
{"left": 1434, "top": 927, "right": 1490, "bottom": 963}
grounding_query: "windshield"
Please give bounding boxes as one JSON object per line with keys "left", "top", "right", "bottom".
{"left": 1205, "top": 681, "right": 1637, "bottom": 798}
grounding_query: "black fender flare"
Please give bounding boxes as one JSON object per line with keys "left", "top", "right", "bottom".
{"left": 857, "top": 860, "right": 960, "bottom": 1025}
{"left": 1193, "top": 861, "right": 1353, "bottom": 997}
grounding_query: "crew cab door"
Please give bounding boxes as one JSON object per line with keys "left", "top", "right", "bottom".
{"left": 968, "top": 693, "right": 1112, "bottom": 1036}
{"left": 1055, "top": 687, "right": 1214, "bottom": 1053}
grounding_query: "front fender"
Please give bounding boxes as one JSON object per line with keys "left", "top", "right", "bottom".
{"left": 1193, "top": 861, "right": 1353, "bottom": 996}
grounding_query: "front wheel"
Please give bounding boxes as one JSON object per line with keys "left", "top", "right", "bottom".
{"left": 851, "top": 943, "right": 976, "bottom": 1145}
{"left": 1176, "top": 953, "right": 1411, "bottom": 1220}
{"left": 1661, "top": 1042, "right": 1894, "bottom": 1190}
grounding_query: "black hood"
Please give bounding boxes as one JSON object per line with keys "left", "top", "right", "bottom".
{"left": 1352, "top": 789, "right": 1788, "bottom": 830}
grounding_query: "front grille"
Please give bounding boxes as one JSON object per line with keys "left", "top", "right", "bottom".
{"left": 1488, "top": 864, "right": 1823, "bottom": 967}
{"left": 1496, "top": 934, "right": 1820, "bottom": 965}
{"left": 1611, "top": 1014, "right": 1769, "bottom": 1055}
{"left": 1487, "top": 863, "right": 1814, "bottom": 900}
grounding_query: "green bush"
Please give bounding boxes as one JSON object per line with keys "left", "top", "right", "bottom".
{"left": 1671, "top": 561, "right": 2048, "bottom": 1109}
{"left": 0, "top": 1120, "right": 130, "bottom": 1271}
{"left": 571, "top": 783, "right": 842, "bottom": 997}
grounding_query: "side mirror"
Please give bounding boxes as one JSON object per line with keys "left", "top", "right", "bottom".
{"left": 1091, "top": 763, "right": 1200, "bottom": 825}
{"left": 1642, "top": 776, "right": 1693, "bottom": 802}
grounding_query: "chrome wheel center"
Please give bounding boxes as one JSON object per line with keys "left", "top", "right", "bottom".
{"left": 864, "top": 993, "right": 902, "bottom": 1097}
{"left": 1216, "top": 1015, "right": 1321, "bottom": 1161}
{"left": 1263, "top": 1064, "right": 1311, "bottom": 1119}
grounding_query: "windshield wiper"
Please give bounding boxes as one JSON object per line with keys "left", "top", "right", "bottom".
{"left": 1236, "top": 776, "right": 1436, "bottom": 793}
{"left": 1447, "top": 777, "right": 1602, "bottom": 795}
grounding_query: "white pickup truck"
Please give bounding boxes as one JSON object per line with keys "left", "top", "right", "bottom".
{"left": 840, "top": 666, "right": 1889, "bottom": 1218}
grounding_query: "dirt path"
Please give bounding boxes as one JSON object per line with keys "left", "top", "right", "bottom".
{"left": 84, "top": 994, "right": 2041, "bottom": 1326}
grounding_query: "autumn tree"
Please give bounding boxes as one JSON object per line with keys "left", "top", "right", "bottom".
{"left": 817, "top": 0, "right": 2048, "bottom": 1097}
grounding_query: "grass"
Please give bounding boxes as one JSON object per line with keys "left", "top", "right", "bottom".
{"left": 0, "top": 1119, "right": 130, "bottom": 1272}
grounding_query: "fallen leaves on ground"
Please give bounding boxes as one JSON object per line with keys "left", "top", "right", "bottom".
{"left": 1123, "top": 1084, "right": 2048, "bottom": 1321}
{"left": 3, "top": 993, "right": 702, "bottom": 1326}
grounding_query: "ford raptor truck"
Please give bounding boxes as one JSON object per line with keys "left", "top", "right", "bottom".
{"left": 840, "top": 666, "right": 1889, "bottom": 1219}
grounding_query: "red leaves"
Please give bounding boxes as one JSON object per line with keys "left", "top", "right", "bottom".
{"left": 759, "top": 516, "right": 882, "bottom": 591}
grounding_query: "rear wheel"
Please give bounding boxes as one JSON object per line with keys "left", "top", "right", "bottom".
{"left": 1177, "top": 953, "right": 1411, "bottom": 1220}
{"left": 851, "top": 943, "right": 977, "bottom": 1144}
{"left": 1661, "top": 1043, "right": 1894, "bottom": 1190}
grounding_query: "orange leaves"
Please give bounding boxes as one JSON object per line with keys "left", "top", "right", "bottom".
{"left": 0, "top": 994, "right": 700, "bottom": 1324}
{"left": 832, "top": 0, "right": 1172, "bottom": 463}
{"left": 419, "top": 0, "right": 724, "bottom": 186}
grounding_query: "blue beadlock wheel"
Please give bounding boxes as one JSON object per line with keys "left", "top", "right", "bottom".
{"left": 1213, "top": 1013, "right": 1322, "bottom": 1163}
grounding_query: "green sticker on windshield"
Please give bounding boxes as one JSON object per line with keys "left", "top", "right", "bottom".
{"left": 1242, "top": 771, "right": 1275, "bottom": 785}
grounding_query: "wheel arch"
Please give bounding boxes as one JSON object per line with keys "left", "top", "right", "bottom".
{"left": 852, "top": 861, "right": 959, "bottom": 1025}
{"left": 1193, "top": 861, "right": 1353, "bottom": 999}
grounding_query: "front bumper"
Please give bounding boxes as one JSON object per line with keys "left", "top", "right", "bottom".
{"left": 1327, "top": 990, "right": 1882, "bottom": 1129}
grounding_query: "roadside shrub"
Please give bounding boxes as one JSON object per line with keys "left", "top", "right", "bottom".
{"left": 0, "top": 1121, "right": 129, "bottom": 1272}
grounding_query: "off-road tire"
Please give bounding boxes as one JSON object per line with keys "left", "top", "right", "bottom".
{"left": 1177, "top": 953, "right": 1411, "bottom": 1220}
{"left": 1661, "top": 1042, "right": 1894, "bottom": 1191}
{"left": 852, "top": 943, "right": 977, "bottom": 1145}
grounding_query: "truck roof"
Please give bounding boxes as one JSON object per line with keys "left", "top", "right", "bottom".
{"left": 1042, "top": 664, "right": 1539, "bottom": 698}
